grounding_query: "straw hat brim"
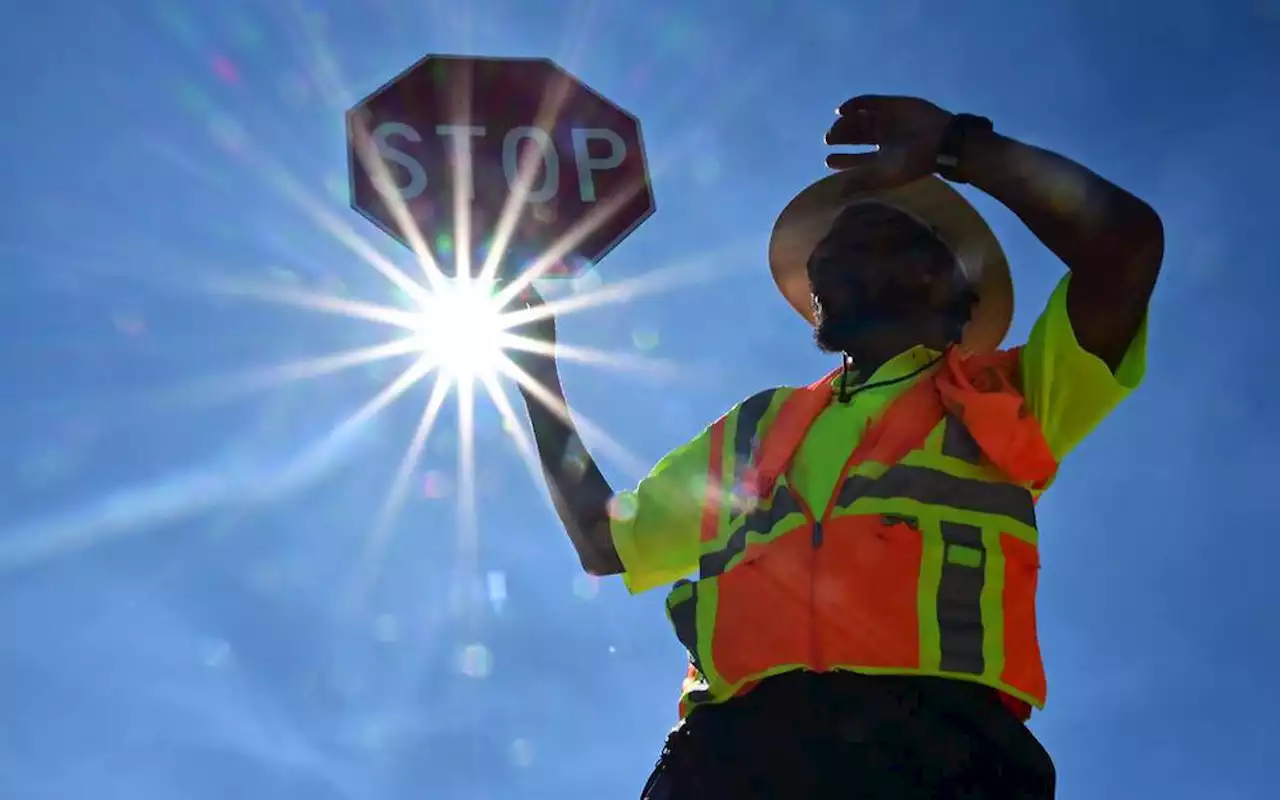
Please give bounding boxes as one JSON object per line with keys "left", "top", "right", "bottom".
{"left": 767, "top": 173, "right": 1013, "bottom": 354}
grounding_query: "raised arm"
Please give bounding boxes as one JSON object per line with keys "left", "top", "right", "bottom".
{"left": 825, "top": 95, "right": 1164, "bottom": 371}
{"left": 955, "top": 130, "right": 1163, "bottom": 371}
{"left": 506, "top": 290, "right": 623, "bottom": 576}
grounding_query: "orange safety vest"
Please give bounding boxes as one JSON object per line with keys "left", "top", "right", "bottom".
{"left": 667, "top": 346, "right": 1060, "bottom": 720}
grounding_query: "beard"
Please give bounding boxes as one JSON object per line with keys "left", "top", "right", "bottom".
{"left": 813, "top": 312, "right": 869, "bottom": 353}
{"left": 812, "top": 282, "right": 934, "bottom": 353}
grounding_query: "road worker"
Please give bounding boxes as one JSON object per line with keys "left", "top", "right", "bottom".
{"left": 514, "top": 95, "right": 1163, "bottom": 798}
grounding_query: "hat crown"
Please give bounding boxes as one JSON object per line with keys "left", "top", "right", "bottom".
{"left": 768, "top": 175, "right": 1013, "bottom": 353}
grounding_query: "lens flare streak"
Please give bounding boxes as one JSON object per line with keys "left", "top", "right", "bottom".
{"left": 135, "top": 42, "right": 752, "bottom": 609}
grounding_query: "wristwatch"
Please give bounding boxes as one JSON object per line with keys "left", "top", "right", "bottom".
{"left": 934, "top": 113, "right": 993, "bottom": 184}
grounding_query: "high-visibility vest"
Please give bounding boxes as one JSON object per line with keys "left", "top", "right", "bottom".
{"left": 666, "top": 346, "right": 1060, "bottom": 720}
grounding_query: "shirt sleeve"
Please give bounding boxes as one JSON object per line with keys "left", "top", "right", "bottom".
{"left": 611, "top": 418, "right": 723, "bottom": 595}
{"left": 1019, "top": 273, "right": 1149, "bottom": 465}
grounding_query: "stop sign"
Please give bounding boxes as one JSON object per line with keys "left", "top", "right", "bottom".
{"left": 346, "top": 55, "right": 655, "bottom": 279}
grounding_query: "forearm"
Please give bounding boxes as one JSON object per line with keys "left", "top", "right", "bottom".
{"left": 520, "top": 367, "right": 623, "bottom": 575}
{"left": 957, "top": 130, "right": 1163, "bottom": 287}
{"left": 956, "top": 129, "right": 1163, "bottom": 368}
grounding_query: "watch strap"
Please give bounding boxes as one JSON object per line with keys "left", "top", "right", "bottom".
{"left": 935, "top": 113, "right": 993, "bottom": 183}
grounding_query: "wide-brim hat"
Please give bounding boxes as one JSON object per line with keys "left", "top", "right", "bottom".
{"left": 768, "top": 173, "right": 1013, "bottom": 354}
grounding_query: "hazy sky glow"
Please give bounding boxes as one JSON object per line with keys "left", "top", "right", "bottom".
{"left": 1, "top": 1, "right": 1277, "bottom": 798}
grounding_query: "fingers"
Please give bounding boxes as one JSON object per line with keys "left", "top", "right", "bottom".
{"left": 824, "top": 95, "right": 932, "bottom": 190}
{"left": 825, "top": 112, "right": 878, "bottom": 146}
{"left": 825, "top": 151, "right": 879, "bottom": 171}
{"left": 827, "top": 95, "right": 914, "bottom": 144}
{"left": 824, "top": 152, "right": 898, "bottom": 191}
{"left": 835, "top": 94, "right": 895, "bottom": 116}
{"left": 826, "top": 96, "right": 897, "bottom": 145}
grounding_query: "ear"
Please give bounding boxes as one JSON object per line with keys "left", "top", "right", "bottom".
{"left": 810, "top": 293, "right": 824, "bottom": 322}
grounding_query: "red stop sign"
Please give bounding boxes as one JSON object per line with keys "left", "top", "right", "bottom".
{"left": 346, "top": 55, "right": 655, "bottom": 279}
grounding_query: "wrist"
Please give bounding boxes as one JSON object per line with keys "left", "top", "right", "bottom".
{"left": 951, "top": 127, "right": 1007, "bottom": 187}
{"left": 934, "top": 113, "right": 996, "bottom": 185}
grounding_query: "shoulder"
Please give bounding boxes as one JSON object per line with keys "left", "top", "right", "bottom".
{"left": 699, "top": 386, "right": 798, "bottom": 468}
{"left": 651, "top": 386, "right": 794, "bottom": 473}
{"left": 708, "top": 386, "right": 795, "bottom": 428}
{"left": 1014, "top": 275, "right": 1148, "bottom": 462}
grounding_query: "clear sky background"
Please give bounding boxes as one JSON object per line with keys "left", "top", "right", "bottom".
{"left": 1, "top": 1, "right": 1277, "bottom": 798}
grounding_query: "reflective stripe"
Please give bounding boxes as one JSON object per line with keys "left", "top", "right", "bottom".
{"left": 700, "top": 420, "right": 728, "bottom": 543}
{"left": 667, "top": 580, "right": 704, "bottom": 674}
{"left": 700, "top": 488, "right": 803, "bottom": 578}
{"left": 670, "top": 353, "right": 1056, "bottom": 719}
{"left": 670, "top": 585, "right": 718, "bottom": 718}
{"left": 697, "top": 445, "right": 1035, "bottom": 579}
{"left": 938, "top": 521, "right": 986, "bottom": 674}
{"left": 733, "top": 389, "right": 778, "bottom": 471}
{"left": 835, "top": 465, "right": 1036, "bottom": 527}
{"left": 941, "top": 414, "right": 983, "bottom": 464}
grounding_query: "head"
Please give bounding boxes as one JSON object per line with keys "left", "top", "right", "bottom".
{"left": 806, "top": 201, "right": 977, "bottom": 362}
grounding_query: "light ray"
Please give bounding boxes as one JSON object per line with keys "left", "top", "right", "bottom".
{"left": 475, "top": 70, "right": 575, "bottom": 286}
{"left": 281, "top": 0, "right": 354, "bottom": 111}
{"left": 453, "top": 375, "right": 480, "bottom": 625}
{"left": 336, "top": 353, "right": 440, "bottom": 436}
{"left": 493, "top": 185, "right": 643, "bottom": 307}
{"left": 277, "top": 0, "right": 450, "bottom": 288}
{"left": 204, "top": 281, "right": 425, "bottom": 330}
{"left": 477, "top": 372, "right": 540, "bottom": 467}
{"left": 445, "top": 63, "right": 478, "bottom": 282}
{"left": 497, "top": 333, "right": 682, "bottom": 377}
{"left": 345, "top": 372, "right": 454, "bottom": 608}
{"left": 499, "top": 239, "right": 751, "bottom": 330}
{"left": 348, "top": 115, "right": 450, "bottom": 290}
{"left": 499, "top": 357, "right": 649, "bottom": 478}
{"left": 475, "top": 0, "right": 605, "bottom": 287}
{"left": 164, "top": 41, "right": 441, "bottom": 313}
{"left": 477, "top": 371, "right": 609, "bottom": 548}
{"left": 490, "top": 139, "right": 748, "bottom": 309}
{"left": 472, "top": 0, "right": 602, "bottom": 285}
{"left": 159, "top": 36, "right": 768, "bottom": 615}
{"left": 489, "top": 42, "right": 785, "bottom": 309}
{"left": 167, "top": 336, "right": 426, "bottom": 406}
{"left": 254, "top": 155, "right": 434, "bottom": 307}
{"left": 476, "top": 371, "right": 550, "bottom": 495}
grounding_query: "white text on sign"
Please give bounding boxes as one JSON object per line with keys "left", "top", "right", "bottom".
{"left": 370, "top": 122, "right": 626, "bottom": 204}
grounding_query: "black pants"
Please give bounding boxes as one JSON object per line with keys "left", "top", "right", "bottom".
{"left": 640, "top": 672, "right": 1055, "bottom": 799}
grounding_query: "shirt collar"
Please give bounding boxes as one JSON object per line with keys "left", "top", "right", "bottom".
{"left": 828, "top": 345, "right": 942, "bottom": 391}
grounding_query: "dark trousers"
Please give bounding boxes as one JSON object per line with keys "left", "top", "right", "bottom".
{"left": 640, "top": 671, "right": 1055, "bottom": 799}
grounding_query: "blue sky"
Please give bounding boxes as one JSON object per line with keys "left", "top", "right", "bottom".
{"left": 1, "top": 1, "right": 1277, "bottom": 797}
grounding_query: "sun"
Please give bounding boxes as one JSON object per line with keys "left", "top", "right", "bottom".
{"left": 407, "top": 277, "right": 513, "bottom": 383}
{"left": 180, "top": 121, "right": 729, "bottom": 607}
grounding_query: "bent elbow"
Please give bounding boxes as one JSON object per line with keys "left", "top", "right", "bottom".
{"left": 1117, "top": 198, "right": 1165, "bottom": 288}
{"left": 1126, "top": 191, "right": 1163, "bottom": 243}
{"left": 578, "top": 537, "right": 624, "bottom": 578}
{"left": 1136, "top": 201, "right": 1165, "bottom": 257}
{"left": 582, "top": 563, "right": 620, "bottom": 580}
{"left": 580, "top": 552, "right": 624, "bottom": 578}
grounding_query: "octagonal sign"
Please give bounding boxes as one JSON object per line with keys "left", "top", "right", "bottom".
{"left": 346, "top": 55, "right": 655, "bottom": 279}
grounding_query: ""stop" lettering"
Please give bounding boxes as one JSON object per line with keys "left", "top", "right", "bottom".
{"left": 368, "top": 122, "right": 626, "bottom": 204}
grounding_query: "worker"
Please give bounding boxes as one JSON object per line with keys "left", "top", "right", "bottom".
{"left": 513, "top": 95, "right": 1162, "bottom": 798}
